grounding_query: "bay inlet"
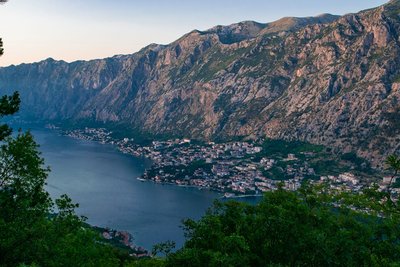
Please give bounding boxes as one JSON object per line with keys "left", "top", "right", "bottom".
{"left": 28, "top": 127, "right": 221, "bottom": 250}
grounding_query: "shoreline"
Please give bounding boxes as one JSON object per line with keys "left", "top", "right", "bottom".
{"left": 222, "top": 194, "right": 264, "bottom": 199}
{"left": 136, "top": 177, "right": 263, "bottom": 199}
{"left": 137, "top": 177, "right": 225, "bottom": 196}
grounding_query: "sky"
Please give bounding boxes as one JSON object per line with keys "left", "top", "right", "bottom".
{"left": 0, "top": 0, "right": 388, "bottom": 67}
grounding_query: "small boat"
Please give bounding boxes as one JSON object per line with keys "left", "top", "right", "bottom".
{"left": 136, "top": 177, "right": 147, "bottom": 182}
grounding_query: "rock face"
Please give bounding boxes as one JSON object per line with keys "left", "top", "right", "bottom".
{"left": 1, "top": 1, "right": 400, "bottom": 165}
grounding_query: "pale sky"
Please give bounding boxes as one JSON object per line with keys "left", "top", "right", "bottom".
{"left": 0, "top": 0, "right": 388, "bottom": 67}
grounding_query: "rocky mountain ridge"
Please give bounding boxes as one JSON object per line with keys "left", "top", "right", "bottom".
{"left": 0, "top": 1, "right": 399, "bottom": 166}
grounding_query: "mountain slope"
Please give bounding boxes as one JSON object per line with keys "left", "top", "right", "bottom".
{"left": 0, "top": 2, "right": 399, "bottom": 166}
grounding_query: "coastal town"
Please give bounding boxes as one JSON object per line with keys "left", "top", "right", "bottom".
{"left": 59, "top": 126, "right": 397, "bottom": 198}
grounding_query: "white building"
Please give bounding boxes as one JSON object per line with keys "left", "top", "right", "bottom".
{"left": 338, "top": 173, "right": 358, "bottom": 185}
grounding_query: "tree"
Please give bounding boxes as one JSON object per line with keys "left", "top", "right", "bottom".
{"left": 386, "top": 154, "right": 400, "bottom": 187}
{"left": 0, "top": 107, "right": 122, "bottom": 266}
{"left": 0, "top": 35, "right": 20, "bottom": 141}
{"left": 0, "top": 37, "right": 3, "bottom": 55}
{"left": 152, "top": 241, "right": 176, "bottom": 257}
{"left": 166, "top": 184, "right": 400, "bottom": 266}
{"left": 0, "top": 92, "right": 20, "bottom": 140}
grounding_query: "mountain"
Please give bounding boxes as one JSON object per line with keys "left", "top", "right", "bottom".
{"left": 0, "top": 1, "right": 399, "bottom": 166}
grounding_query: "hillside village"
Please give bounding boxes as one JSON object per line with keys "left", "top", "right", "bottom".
{"left": 60, "top": 126, "right": 398, "bottom": 198}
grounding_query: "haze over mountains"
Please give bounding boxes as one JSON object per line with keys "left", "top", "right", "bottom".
{"left": 0, "top": 1, "right": 399, "bottom": 166}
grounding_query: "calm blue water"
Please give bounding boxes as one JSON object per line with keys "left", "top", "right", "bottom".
{"left": 27, "top": 127, "right": 221, "bottom": 250}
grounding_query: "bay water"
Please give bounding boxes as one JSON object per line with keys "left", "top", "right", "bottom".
{"left": 29, "top": 127, "right": 220, "bottom": 250}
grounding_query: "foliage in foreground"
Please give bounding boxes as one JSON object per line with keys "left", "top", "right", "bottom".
{"left": 166, "top": 184, "right": 400, "bottom": 267}
{"left": 0, "top": 131, "right": 125, "bottom": 266}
